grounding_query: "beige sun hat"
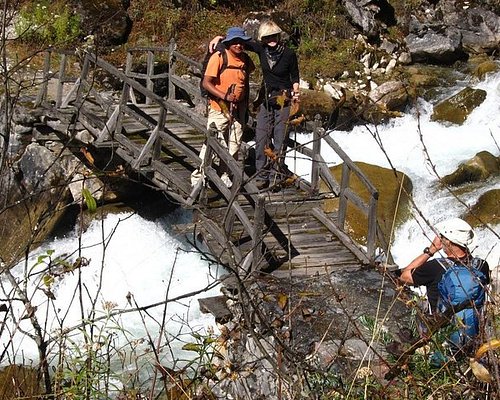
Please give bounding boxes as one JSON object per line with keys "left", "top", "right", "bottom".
{"left": 257, "top": 20, "right": 283, "bottom": 41}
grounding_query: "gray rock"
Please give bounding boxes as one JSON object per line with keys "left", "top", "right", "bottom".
{"left": 15, "top": 143, "right": 65, "bottom": 193}
{"left": 343, "top": 0, "right": 396, "bottom": 39}
{"left": 368, "top": 80, "right": 408, "bottom": 110}
{"left": 443, "top": 7, "right": 500, "bottom": 54}
{"left": 405, "top": 27, "right": 464, "bottom": 64}
{"left": 380, "top": 39, "right": 397, "bottom": 55}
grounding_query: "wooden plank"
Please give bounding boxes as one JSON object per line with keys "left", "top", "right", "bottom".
{"left": 311, "top": 207, "right": 370, "bottom": 264}
{"left": 271, "top": 263, "right": 362, "bottom": 278}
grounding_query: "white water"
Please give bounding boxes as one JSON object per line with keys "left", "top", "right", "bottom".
{"left": 288, "top": 70, "right": 500, "bottom": 271}
{"left": 2, "top": 209, "right": 222, "bottom": 377}
{"left": 2, "top": 70, "right": 499, "bottom": 389}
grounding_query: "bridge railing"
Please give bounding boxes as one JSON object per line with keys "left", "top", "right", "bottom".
{"left": 36, "top": 44, "right": 389, "bottom": 268}
{"left": 286, "top": 117, "right": 389, "bottom": 264}
{"left": 74, "top": 48, "right": 295, "bottom": 274}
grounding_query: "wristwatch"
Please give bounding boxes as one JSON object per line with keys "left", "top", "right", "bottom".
{"left": 423, "top": 247, "right": 434, "bottom": 256}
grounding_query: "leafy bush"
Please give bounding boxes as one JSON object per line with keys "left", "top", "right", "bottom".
{"left": 15, "top": 0, "right": 81, "bottom": 45}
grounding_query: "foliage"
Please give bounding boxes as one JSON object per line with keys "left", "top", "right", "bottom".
{"left": 52, "top": 312, "right": 128, "bottom": 398}
{"left": 358, "top": 314, "right": 393, "bottom": 346}
{"left": 15, "top": 0, "right": 81, "bottom": 45}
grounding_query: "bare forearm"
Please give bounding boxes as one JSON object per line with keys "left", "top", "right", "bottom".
{"left": 399, "top": 241, "right": 440, "bottom": 284}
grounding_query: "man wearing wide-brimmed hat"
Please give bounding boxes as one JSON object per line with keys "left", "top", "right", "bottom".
{"left": 191, "top": 27, "right": 255, "bottom": 188}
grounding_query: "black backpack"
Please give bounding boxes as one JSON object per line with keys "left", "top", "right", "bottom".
{"left": 199, "top": 42, "right": 251, "bottom": 100}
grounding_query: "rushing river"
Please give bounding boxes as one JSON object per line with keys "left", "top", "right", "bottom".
{"left": 291, "top": 70, "right": 500, "bottom": 271}
{"left": 2, "top": 70, "right": 499, "bottom": 390}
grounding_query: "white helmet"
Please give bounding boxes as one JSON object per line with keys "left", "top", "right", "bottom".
{"left": 257, "top": 20, "right": 283, "bottom": 41}
{"left": 435, "top": 218, "right": 475, "bottom": 248}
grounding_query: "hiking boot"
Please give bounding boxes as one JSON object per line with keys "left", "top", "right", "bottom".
{"left": 221, "top": 173, "right": 232, "bottom": 188}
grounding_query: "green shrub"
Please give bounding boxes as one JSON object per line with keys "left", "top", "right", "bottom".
{"left": 15, "top": 0, "right": 81, "bottom": 45}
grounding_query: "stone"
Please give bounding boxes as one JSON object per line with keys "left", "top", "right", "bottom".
{"left": 59, "top": 152, "right": 117, "bottom": 204}
{"left": 299, "top": 88, "right": 343, "bottom": 127}
{"left": 442, "top": 151, "right": 499, "bottom": 186}
{"left": 15, "top": 143, "right": 65, "bottom": 193}
{"left": 343, "top": 0, "right": 396, "bottom": 39}
{"left": 405, "top": 24, "right": 465, "bottom": 64}
{"left": 398, "top": 52, "right": 412, "bottom": 64}
{"left": 464, "top": 189, "right": 500, "bottom": 227}
{"left": 380, "top": 38, "right": 397, "bottom": 55}
{"left": 321, "top": 162, "right": 413, "bottom": 245}
{"left": 473, "top": 60, "right": 499, "bottom": 80}
{"left": 431, "top": 87, "right": 487, "bottom": 125}
{"left": 75, "top": 129, "right": 95, "bottom": 144}
{"left": 368, "top": 81, "right": 408, "bottom": 110}
{"left": 1, "top": 144, "right": 71, "bottom": 265}
{"left": 444, "top": 7, "right": 500, "bottom": 55}
{"left": 385, "top": 59, "right": 397, "bottom": 74}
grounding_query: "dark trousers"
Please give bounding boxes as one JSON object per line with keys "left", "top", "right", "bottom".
{"left": 255, "top": 104, "right": 290, "bottom": 181}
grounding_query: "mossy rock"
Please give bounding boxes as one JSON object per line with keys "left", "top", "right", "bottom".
{"left": 299, "top": 88, "right": 337, "bottom": 121}
{"left": 464, "top": 189, "right": 500, "bottom": 227}
{"left": 0, "top": 365, "right": 42, "bottom": 398}
{"left": 442, "top": 151, "right": 500, "bottom": 186}
{"left": 0, "top": 176, "right": 70, "bottom": 266}
{"left": 431, "top": 87, "right": 487, "bottom": 125}
{"left": 320, "top": 162, "right": 413, "bottom": 245}
{"left": 473, "top": 60, "right": 499, "bottom": 80}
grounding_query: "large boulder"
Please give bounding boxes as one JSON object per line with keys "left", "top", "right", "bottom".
{"left": 368, "top": 81, "right": 408, "bottom": 111}
{"left": 363, "top": 80, "right": 409, "bottom": 123}
{"left": 464, "top": 189, "right": 500, "bottom": 227}
{"left": 431, "top": 87, "right": 487, "bottom": 125}
{"left": 0, "top": 144, "right": 71, "bottom": 265}
{"left": 342, "top": 0, "right": 397, "bottom": 40}
{"left": 299, "top": 88, "right": 346, "bottom": 129}
{"left": 405, "top": 18, "right": 465, "bottom": 64}
{"left": 442, "top": 5, "right": 500, "bottom": 55}
{"left": 442, "top": 151, "right": 500, "bottom": 186}
{"left": 73, "top": 0, "right": 132, "bottom": 46}
{"left": 320, "top": 162, "right": 413, "bottom": 245}
{"left": 404, "top": 4, "right": 500, "bottom": 63}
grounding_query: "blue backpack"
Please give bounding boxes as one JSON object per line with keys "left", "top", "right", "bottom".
{"left": 437, "top": 258, "right": 487, "bottom": 350}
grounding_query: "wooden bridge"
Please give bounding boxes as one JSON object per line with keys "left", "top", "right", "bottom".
{"left": 34, "top": 44, "right": 390, "bottom": 276}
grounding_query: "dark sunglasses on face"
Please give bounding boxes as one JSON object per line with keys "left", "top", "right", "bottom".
{"left": 228, "top": 40, "right": 246, "bottom": 46}
{"left": 263, "top": 34, "right": 279, "bottom": 41}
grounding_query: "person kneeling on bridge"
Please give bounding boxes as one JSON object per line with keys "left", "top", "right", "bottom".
{"left": 191, "top": 27, "right": 255, "bottom": 189}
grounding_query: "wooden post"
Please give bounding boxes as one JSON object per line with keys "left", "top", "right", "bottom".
{"left": 168, "top": 39, "right": 176, "bottom": 101}
{"left": 74, "top": 52, "right": 91, "bottom": 108}
{"left": 115, "top": 76, "right": 130, "bottom": 136}
{"left": 366, "top": 192, "right": 378, "bottom": 262}
{"left": 252, "top": 194, "right": 266, "bottom": 272}
{"left": 55, "top": 53, "right": 67, "bottom": 108}
{"left": 153, "top": 107, "right": 166, "bottom": 161}
{"left": 35, "top": 50, "right": 51, "bottom": 106}
{"left": 337, "top": 163, "right": 351, "bottom": 230}
{"left": 125, "top": 51, "right": 138, "bottom": 105}
{"left": 311, "top": 114, "right": 322, "bottom": 193}
{"left": 146, "top": 50, "right": 154, "bottom": 105}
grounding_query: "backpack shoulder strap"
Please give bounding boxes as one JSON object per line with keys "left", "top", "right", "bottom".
{"left": 435, "top": 257, "right": 453, "bottom": 271}
{"left": 220, "top": 49, "right": 228, "bottom": 73}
